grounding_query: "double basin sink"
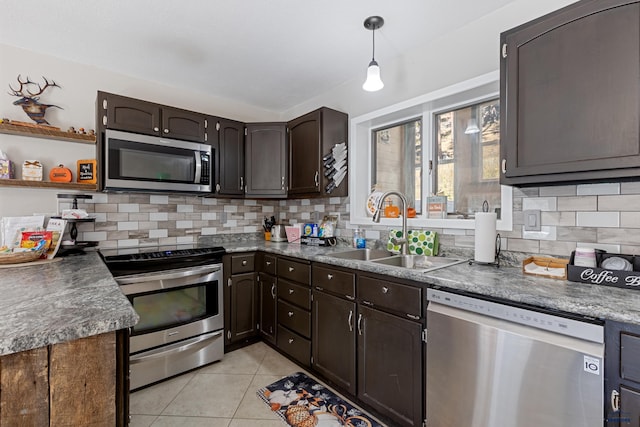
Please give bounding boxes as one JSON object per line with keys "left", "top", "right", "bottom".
{"left": 326, "top": 248, "right": 466, "bottom": 272}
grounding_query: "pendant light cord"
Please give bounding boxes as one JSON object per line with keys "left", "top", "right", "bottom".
{"left": 371, "top": 27, "right": 376, "bottom": 61}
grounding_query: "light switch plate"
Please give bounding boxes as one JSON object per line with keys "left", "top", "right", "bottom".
{"left": 523, "top": 209, "right": 541, "bottom": 231}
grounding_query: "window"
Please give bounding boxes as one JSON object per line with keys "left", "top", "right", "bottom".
{"left": 349, "top": 72, "right": 512, "bottom": 231}
{"left": 434, "top": 99, "right": 501, "bottom": 217}
{"left": 372, "top": 119, "right": 422, "bottom": 213}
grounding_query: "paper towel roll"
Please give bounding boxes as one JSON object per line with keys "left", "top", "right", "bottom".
{"left": 474, "top": 212, "right": 497, "bottom": 263}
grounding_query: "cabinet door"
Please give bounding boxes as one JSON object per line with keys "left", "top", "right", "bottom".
{"left": 357, "top": 304, "right": 423, "bottom": 427}
{"left": 161, "top": 107, "right": 207, "bottom": 143}
{"left": 312, "top": 290, "right": 356, "bottom": 395}
{"left": 258, "top": 272, "right": 277, "bottom": 344}
{"left": 288, "top": 110, "right": 321, "bottom": 195}
{"left": 217, "top": 118, "right": 245, "bottom": 196}
{"left": 229, "top": 272, "right": 257, "bottom": 343}
{"left": 103, "top": 92, "right": 161, "bottom": 136}
{"left": 501, "top": 1, "right": 640, "bottom": 185}
{"left": 245, "top": 123, "right": 287, "bottom": 197}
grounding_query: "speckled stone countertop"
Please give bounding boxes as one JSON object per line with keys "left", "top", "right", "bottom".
{"left": 0, "top": 252, "right": 138, "bottom": 356}
{"left": 216, "top": 240, "right": 640, "bottom": 325}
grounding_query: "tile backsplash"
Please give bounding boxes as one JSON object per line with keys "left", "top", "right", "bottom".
{"left": 73, "top": 181, "right": 640, "bottom": 258}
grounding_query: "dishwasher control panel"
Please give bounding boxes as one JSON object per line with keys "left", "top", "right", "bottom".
{"left": 427, "top": 288, "right": 603, "bottom": 343}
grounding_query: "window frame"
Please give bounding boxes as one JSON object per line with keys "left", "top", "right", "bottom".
{"left": 349, "top": 71, "right": 512, "bottom": 231}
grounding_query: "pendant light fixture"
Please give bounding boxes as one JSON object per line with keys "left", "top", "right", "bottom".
{"left": 362, "top": 16, "right": 384, "bottom": 92}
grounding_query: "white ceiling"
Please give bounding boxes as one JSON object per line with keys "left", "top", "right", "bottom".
{"left": 0, "top": 0, "right": 519, "bottom": 114}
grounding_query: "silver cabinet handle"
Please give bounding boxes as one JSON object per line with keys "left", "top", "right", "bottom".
{"left": 327, "top": 274, "right": 333, "bottom": 280}
{"left": 266, "top": 261, "right": 272, "bottom": 266}
{"left": 270, "top": 284, "right": 276, "bottom": 299}
{"left": 407, "top": 314, "right": 420, "bottom": 320}
{"left": 357, "top": 313, "right": 363, "bottom": 335}
{"left": 240, "top": 176, "right": 244, "bottom": 190}
{"left": 288, "top": 266, "right": 294, "bottom": 272}
{"left": 314, "top": 171, "right": 319, "bottom": 187}
{"left": 288, "top": 338, "right": 294, "bottom": 344}
{"left": 215, "top": 183, "right": 221, "bottom": 193}
{"left": 281, "top": 176, "right": 285, "bottom": 190}
{"left": 315, "top": 286, "right": 324, "bottom": 291}
{"left": 242, "top": 260, "right": 247, "bottom": 266}
{"left": 502, "top": 159, "right": 507, "bottom": 174}
{"left": 382, "top": 286, "right": 389, "bottom": 294}
{"left": 348, "top": 310, "right": 354, "bottom": 332}
{"left": 153, "top": 126, "right": 159, "bottom": 132}
{"left": 163, "top": 128, "right": 169, "bottom": 134}
{"left": 288, "top": 289, "right": 294, "bottom": 294}
{"left": 288, "top": 311, "right": 294, "bottom": 317}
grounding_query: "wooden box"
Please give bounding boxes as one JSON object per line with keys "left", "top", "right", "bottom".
{"left": 522, "top": 256, "right": 569, "bottom": 279}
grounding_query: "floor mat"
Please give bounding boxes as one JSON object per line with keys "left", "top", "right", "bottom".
{"left": 257, "top": 372, "right": 384, "bottom": 427}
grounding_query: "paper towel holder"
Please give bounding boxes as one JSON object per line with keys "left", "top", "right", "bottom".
{"left": 469, "top": 233, "right": 501, "bottom": 268}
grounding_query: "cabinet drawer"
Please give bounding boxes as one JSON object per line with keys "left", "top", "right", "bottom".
{"left": 621, "top": 332, "right": 640, "bottom": 383}
{"left": 277, "top": 325, "right": 311, "bottom": 367}
{"left": 278, "top": 300, "right": 311, "bottom": 338}
{"left": 261, "top": 254, "right": 277, "bottom": 275}
{"left": 231, "top": 253, "right": 255, "bottom": 274}
{"left": 313, "top": 265, "right": 355, "bottom": 299}
{"left": 358, "top": 276, "right": 422, "bottom": 319}
{"left": 278, "top": 279, "right": 311, "bottom": 310}
{"left": 278, "top": 258, "right": 310, "bottom": 285}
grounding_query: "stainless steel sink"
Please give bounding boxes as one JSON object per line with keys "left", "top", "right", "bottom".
{"left": 370, "top": 254, "right": 466, "bottom": 271}
{"left": 326, "top": 248, "right": 393, "bottom": 261}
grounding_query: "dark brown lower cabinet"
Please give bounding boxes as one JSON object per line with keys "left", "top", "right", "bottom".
{"left": 605, "top": 319, "right": 640, "bottom": 426}
{"left": 228, "top": 272, "right": 258, "bottom": 343}
{"left": 357, "top": 304, "right": 423, "bottom": 427}
{"left": 312, "top": 289, "right": 357, "bottom": 395}
{"left": 258, "top": 272, "right": 277, "bottom": 344}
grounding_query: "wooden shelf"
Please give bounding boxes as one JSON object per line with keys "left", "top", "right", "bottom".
{"left": 0, "top": 179, "right": 97, "bottom": 191}
{"left": 0, "top": 122, "right": 96, "bottom": 144}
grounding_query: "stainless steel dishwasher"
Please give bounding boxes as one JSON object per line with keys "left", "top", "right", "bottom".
{"left": 426, "top": 288, "right": 604, "bottom": 427}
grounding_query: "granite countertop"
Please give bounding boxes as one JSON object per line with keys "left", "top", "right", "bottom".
{"left": 0, "top": 252, "right": 138, "bottom": 356}
{"left": 220, "top": 240, "right": 640, "bottom": 325}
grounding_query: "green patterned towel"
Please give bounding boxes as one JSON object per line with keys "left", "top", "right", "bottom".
{"left": 387, "top": 229, "right": 439, "bottom": 256}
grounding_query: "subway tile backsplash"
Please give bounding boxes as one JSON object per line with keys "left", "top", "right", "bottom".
{"left": 72, "top": 183, "right": 640, "bottom": 256}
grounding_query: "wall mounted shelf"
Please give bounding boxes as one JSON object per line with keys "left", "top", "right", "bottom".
{"left": 0, "top": 179, "right": 97, "bottom": 191}
{"left": 0, "top": 122, "right": 96, "bottom": 144}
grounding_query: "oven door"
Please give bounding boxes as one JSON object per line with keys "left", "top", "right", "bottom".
{"left": 116, "top": 263, "right": 223, "bottom": 354}
{"left": 105, "top": 129, "right": 212, "bottom": 192}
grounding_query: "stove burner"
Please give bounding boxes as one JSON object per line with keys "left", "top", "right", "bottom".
{"left": 100, "top": 245, "right": 226, "bottom": 277}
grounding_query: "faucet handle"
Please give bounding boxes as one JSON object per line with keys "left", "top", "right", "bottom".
{"left": 390, "top": 236, "right": 407, "bottom": 245}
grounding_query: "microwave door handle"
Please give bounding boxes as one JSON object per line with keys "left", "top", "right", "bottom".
{"left": 194, "top": 151, "right": 202, "bottom": 184}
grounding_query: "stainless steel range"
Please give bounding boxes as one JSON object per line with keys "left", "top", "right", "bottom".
{"left": 101, "top": 245, "right": 225, "bottom": 390}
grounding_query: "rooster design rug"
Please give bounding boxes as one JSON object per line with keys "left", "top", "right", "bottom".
{"left": 257, "top": 372, "right": 384, "bottom": 427}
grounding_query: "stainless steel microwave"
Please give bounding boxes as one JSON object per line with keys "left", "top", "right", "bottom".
{"left": 104, "top": 129, "right": 212, "bottom": 193}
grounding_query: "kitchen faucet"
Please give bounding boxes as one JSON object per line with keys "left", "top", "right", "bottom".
{"left": 372, "top": 191, "right": 409, "bottom": 255}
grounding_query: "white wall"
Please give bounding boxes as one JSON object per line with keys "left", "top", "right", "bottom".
{"left": 283, "top": 0, "right": 577, "bottom": 119}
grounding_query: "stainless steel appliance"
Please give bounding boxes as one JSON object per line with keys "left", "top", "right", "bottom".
{"left": 101, "top": 245, "right": 225, "bottom": 390}
{"left": 104, "top": 129, "right": 212, "bottom": 193}
{"left": 426, "top": 288, "right": 604, "bottom": 427}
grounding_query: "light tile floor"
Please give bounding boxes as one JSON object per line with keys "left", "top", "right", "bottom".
{"left": 129, "top": 341, "right": 308, "bottom": 427}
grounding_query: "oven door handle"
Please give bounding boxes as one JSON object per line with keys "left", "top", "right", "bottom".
{"left": 130, "top": 330, "right": 223, "bottom": 364}
{"left": 116, "top": 264, "right": 222, "bottom": 285}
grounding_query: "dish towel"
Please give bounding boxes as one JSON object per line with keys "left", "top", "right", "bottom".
{"left": 387, "top": 229, "right": 439, "bottom": 256}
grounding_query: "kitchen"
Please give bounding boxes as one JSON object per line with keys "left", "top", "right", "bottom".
{"left": 1, "top": 0, "right": 640, "bottom": 426}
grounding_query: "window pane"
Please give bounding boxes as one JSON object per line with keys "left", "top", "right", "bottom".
{"left": 372, "top": 119, "right": 422, "bottom": 213}
{"left": 434, "top": 99, "right": 501, "bottom": 217}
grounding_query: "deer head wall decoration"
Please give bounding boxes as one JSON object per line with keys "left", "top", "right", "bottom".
{"left": 8, "top": 75, "right": 62, "bottom": 125}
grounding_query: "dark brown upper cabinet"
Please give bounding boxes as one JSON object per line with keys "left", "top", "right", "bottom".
{"left": 245, "top": 123, "right": 287, "bottom": 198}
{"left": 287, "top": 107, "right": 348, "bottom": 198}
{"left": 160, "top": 107, "right": 207, "bottom": 142}
{"left": 500, "top": 0, "right": 640, "bottom": 186}
{"left": 99, "top": 92, "right": 206, "bottom": 143}
{"left": 215, "top": 118, "right": 245, "bottom": 196}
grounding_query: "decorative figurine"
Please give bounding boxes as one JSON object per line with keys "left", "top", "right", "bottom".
{"left": 8, "top": 75, "right": 62, "bottom": 125}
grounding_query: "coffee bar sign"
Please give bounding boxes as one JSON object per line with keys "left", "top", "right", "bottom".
{"left": 567, "top": 265, "right": 640, "bottom": 290}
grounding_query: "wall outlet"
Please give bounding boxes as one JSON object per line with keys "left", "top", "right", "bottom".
{"left": 523, "top": 209, "right": 541, "bottom": 231}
